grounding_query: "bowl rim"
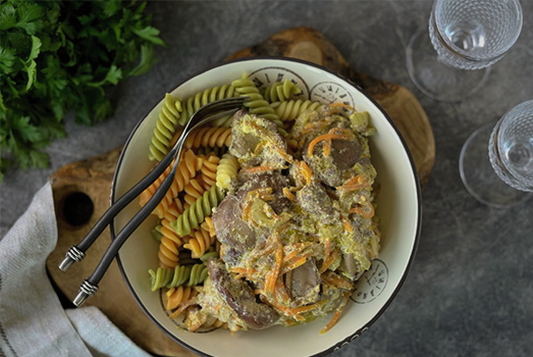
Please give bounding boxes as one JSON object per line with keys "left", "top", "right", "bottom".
{"left": 110, "top": 56, "right": 422, "bottom": 357}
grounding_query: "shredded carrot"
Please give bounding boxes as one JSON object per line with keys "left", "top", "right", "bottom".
{"left": 320, "top": 250, "right": 339, "bottom": 273}
{"left": 349, "top": 204, "right": 375, "bottom": 219}
{"left": 329, "top": 102, "right": 356, "bottom": 112}
{"left": 323, "top": 139, "right": 332, "bottom": 156}
{"left": 302, "top": 120, "right": 330, "bottom": 134}
{"left": 298, "top": 161, "right": 313, "bottom": 184}
{"left": 320, "top": 292, "right": 350, "bottom": 333}
{"left": 282, "top": 187, "right": 296, "bottom": 201}
{"left": 243, "top": 165, "right": 275, "bottom": 174}
{"left": 273, "top": 301, "right": 324, "bottom": 317}
{"left": 275, "top": 278, "right": 291, "bottom": 302}
{"left": 283, "top": 245, "right": 304, "bottom": 262}
{"left": 241, "top": 200, "right": 253, "bottom": 222}
{"left": 282, "top": 256, "right": 308, "bottom": 274}
{"left": 283, "top": 250, "right": 299, "bottom": 262}
{"left": 265, "top": 244, "right": 283, "bottom": 296}
{"left": 322, "top": 271, "right": 353, "bottom": 290}
{"left": 342, "top": 217, "right": 354, "bottom": 232}
{"left": 272, "top": 303, "right": 305, "bottom": 321}
{"left": 307, "top": 133, "right": 349, "bottom": 157}
{"left": 337, "top": 175, "right": 370, "bottom": 192}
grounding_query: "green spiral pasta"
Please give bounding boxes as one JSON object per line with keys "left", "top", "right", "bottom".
{"left": 149, "top": 93, "right": 183, "bottom": 161}
{"left": 178, "top": 84, "right": 238, "bottom": 126}
{"left": 271, "top": 99, "right": 324, "bottom": 121}
{"left": 199, "top": 251, "right": 218, "bottom": 262}
{"left": 168, "top": 265, "right": 192, "bottom": 287}
{"left": 216, "top": 153, "right": 239, "bottom": 191}
{"left": 152, "top": 225, "right": 163, "bottom": 242}
{"left": 231, "top": 74, "right": 283, "bottom": 127}
{"left": 149, "top": 264, "right": 208, "bottom": 291}
{"left": 148, "top": 267, "right": 173, "bottom": 291}
{"left": 172, "top": 185, "right": 225, "bottom": 237}
{"left": 188, "top": 264, "right": 209, "bottom": 286}
{"left": 262, "top": 79, "right": 302, "bottom": 103}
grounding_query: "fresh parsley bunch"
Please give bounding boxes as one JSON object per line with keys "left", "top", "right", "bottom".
{"left": 0, "top": 0, "right": 164, "bottom": 180}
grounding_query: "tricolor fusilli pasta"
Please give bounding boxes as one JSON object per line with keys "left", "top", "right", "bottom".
{"left": 262, "top": 79, "right": 302, "bottom": 103}
{"left": 271, "top": 99, "right": 324, "bottom": 121}
{"left": 142, "top": 73, "right": 375, "bottom": 334}
{"left": 172, "top": 185, "right": 225, "bottom": 237}
{"left": 215, "top": 153, "right": 239, "bottom": 191}
{"left": 149, "top": 93, "right": 183, "bottom": 161}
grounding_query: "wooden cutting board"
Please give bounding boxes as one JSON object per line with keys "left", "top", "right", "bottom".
{"left": 46, "top": 27, "right": 434, "bottom": 357}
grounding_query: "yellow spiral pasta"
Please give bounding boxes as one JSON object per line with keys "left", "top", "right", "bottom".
{"left": 271, "top": 99, "right": 324, "bottom": 121}
{"left": 201, "top": 216, "right": 216, "bottom": 237}
{"left": 157, "top": 200, "right": 184, "bottom": 268}
{"left": 216, "top": 153, "right": 239, "bottom": 191}
{"left": 199, "top": 154, "right": 220, "bottom": 188}
{"left": 184, "top": 127, "right": 232, "bottom": 149}
{"left": 149, "top": 93, "right": 183, "bottom": 161}
{"left": 263, "top": 79, "right": 302, "bottom": 103}
{"left": 183, "top": 226, "right": 216, "bottom": 258}
{"left": 178, "top": 84, "right": 238, "bottom": 126}
{"left": 165, "top": 286, "right": 196, "bottom": 311}
{"left": 232, "top": 73, "right": 283, "bottom": 127}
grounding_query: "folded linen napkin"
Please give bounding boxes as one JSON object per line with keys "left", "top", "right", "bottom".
{"left": 0, "top": 183, "right": 150, "bottom": 357}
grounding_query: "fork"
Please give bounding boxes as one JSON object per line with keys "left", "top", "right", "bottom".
{"left": 58, "top": 97, "right": 245, "bottom": 306}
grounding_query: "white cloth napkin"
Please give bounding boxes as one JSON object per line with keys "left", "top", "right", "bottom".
{"left": 0, "top": 183, "right": 150, "bottom": 357}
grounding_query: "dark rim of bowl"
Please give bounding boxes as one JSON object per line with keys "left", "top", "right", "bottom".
{"left": 110, "top": 56, "right": 423, "bottom": 357}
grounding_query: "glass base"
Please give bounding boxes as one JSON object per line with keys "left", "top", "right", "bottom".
{"left": 406, "top": 29, "right": 490, "bottom": 102}
{"left": 459, "top": 123, "right": 531, "bottom": 208}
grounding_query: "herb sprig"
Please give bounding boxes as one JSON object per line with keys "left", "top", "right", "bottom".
{"left": 0, "top": 0, "right": 164, "bottom": 180}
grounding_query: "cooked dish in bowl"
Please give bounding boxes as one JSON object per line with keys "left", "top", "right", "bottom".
{"left": 139, "top": 73, "right": 381, "bottom": 333}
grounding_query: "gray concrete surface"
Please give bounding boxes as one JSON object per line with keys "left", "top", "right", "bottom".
{"left": 1, "top": 1, "right": 532, "bottom": 356}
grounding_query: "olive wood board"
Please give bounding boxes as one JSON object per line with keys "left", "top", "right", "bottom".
{"left": 46, "top": 27, "right": 435, "bottom": 357}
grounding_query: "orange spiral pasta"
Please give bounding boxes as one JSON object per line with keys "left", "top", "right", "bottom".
{"left": 165, "top": 286, "right": 197, "bottom": 311}
{"left": 158, "top": 200, "right": 184, "bottom": 268}
{"left": 184, "top": 127, "right": 232, "bottom": 149}
{"left": 159, "top": 236, "right": 180, "bottom": 269}
{"left": 183, "top": 226, "right": 216, "bottom": 258}
{"left": 199, "top": 154, "right": 220, "bottom": 188}
{"left": 183, "top": 178, "right": 209, "bottom": 208}
{"left": 139, "top": 149, "right": 202, "bottom": 218}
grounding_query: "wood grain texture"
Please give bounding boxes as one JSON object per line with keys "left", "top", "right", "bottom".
{"left": 47, "top": 27, "right": 435, "bottom": 357}
{"left": 46, "top": 148, "right": 196, "bottom": 357}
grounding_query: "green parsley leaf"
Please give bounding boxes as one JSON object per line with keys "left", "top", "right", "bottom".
{"left": 133, "top": 26, "right": 165, "bottom": 46}
{"left": 0, "top": 0, "right": 163, "bottom": 179}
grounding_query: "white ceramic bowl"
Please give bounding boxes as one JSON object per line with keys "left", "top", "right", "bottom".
{"left": 111, "top": 58, "right": 421, "bottom": 357}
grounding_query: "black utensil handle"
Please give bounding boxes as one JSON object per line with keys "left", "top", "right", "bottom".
{"left": 75, "top": 148, "right": 174, "bottom": 252}
{"left": 87, "top": 165, "right": 177, "bottom": 284}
